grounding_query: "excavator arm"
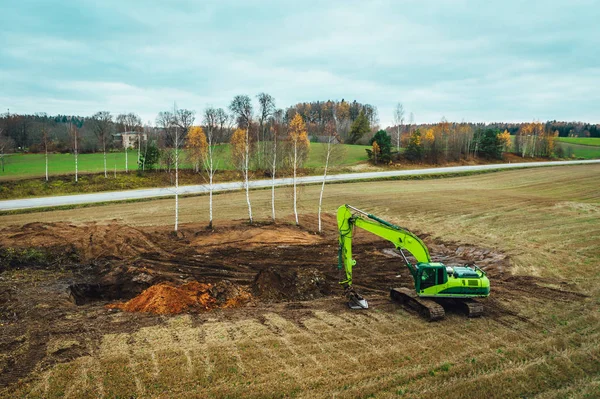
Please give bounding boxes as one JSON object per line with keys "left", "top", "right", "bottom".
{"left": 336, "top": 204, "right": 490, "bottom": 317}
{"left": 337, "top": 204, "right": 431, "bottom": 289}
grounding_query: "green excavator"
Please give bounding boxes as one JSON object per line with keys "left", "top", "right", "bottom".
{"left": 337, "top": 204, "right": 490, "bottom": 320}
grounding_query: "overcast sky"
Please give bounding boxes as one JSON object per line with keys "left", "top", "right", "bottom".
{"left": 1, "top": 0, "right": 598, "bottom": 126}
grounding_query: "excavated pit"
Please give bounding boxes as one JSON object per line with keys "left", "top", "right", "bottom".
{"left": 68, "top": 282, "right": 145, "bottom": 305}
{"left": 0, "top": 219, "right": 584, "bottom": 319}
{"left": 54, "top": 227, "right": 512, "bottom": 316}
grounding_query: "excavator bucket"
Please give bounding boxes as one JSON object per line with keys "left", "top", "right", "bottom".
{"left": 348, "top": 291, "right": 368, "bottom": 309}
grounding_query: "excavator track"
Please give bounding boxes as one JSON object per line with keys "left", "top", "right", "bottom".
{"left": 390, "top": 287, "right": 445, "bottom": 321}
{"left": 439, "top": 298, "right": 484, "bottom": 317}
{"left": 459, "top": 299, "right": 484, "bottom": 318}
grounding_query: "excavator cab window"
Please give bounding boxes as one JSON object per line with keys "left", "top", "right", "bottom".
{"left": 420, "top": 268, "right": 436, "bottom": 289}
{"left": 437, "top": 268, "right": 446, "bottom": 285}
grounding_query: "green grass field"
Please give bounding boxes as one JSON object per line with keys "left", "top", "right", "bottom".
{"left": 556, "top": 137, "right": 600, "bottom": 147}
{"left": 0, "top": 144, "right": 370, "bottom": 180}
{"left": 555, "top": 142, "right": 600, "bottom": 159}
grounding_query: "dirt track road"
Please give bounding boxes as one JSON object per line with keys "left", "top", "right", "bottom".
{"left": 1, "top": 159, "right": 599, "bottom": 211}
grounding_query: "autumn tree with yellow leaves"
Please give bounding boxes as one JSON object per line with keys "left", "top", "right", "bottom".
{"left": 404, "top": 129, "right": 423, "bottom": 161}
{"left": 287, "top": 113, "right": 310, "bottom": 225}
{"left": 498, "top": 129, "right": 512, "bottom": 152}
{"left": 422, "top": 127, "right": 436, "bottom": 162}
{"left": 230, "top": 128, "right": 247, "bottom": 169}
{"left": 401, "top": 120, "right": 481, "bottom": 163}
{"left": 516, "top": 122, "right": 555, "bottom": 158}
{"left": 186, "top": 126, "right": 208, "bottom": 173}
{"left": 371, "top": 141, "right": 380, "bottom": 164}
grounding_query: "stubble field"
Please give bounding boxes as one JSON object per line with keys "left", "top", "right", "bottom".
{"left": 0, "top": 164, "right": 599, "bottom": 398}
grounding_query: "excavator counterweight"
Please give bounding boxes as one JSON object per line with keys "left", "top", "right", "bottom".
{"left": 337, "top": 204, "right": 490, "bottom": 320}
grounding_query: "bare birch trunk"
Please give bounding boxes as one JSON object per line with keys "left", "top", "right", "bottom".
{"left": 45, "top": 147, "right": 48, "bottom": 182}
{"left": 74, "top": 129, "right": 78, "bottom": 183}
{"left": 175, "top": 127, "right": 179, "bottom": 232}
{"left": 207, "top": 138, "right": 214, "bottom": 229}
{"left": 244, "top": 124, "right": 252, "bottom": 224}
{"left": 293, "top": 140, "right": 298, "bottom": 225}
{"left": 103, "top": 142, "right": 107, "bottom": 178}
{"left": 318, "top": 139, "right": 332, "bottom": 233}
{"left": 125, "top": 146, "right": 128, "bottom": 173}
{"left": 245, "top": 124, "right": 253, "bottom": 224}
{"left": 271, "top": 137, "right": 277, "bottom": 222}
{"left": 209, "top": 169, "right": 213, "bottom": 228}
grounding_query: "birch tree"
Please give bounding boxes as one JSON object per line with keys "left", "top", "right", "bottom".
{"left": 116, "top": 113, "right": 128, "bottom": 172}
{"left": 287, "top": 113, "right": 309, "bottom": 226}
{"left": 156, "top": 111, "right": 175, "bottom": 147}
{"left": 393, "top": 103, "right": 405, "bottom": 154}
{"left": 91, "top": 111, "right": 113, "bottom": 178}
{"left": 203, "top": 107, "right": 224, "bottom": 229}
{"left": 215, "top": 108, "right": 229, "bottom": 142}
{"left": 68, "top": 119, "right": 80, "bottom": 182}
{"left": 170, "top": 105, "right": 188, "bottom": 231}
{"left": 229, "top": 95, "right": 254, "bottom": 224}
{"left": 270, "top": 109, "right": 284, "bottom": 222}
{"left": 256, "top": 93, "right": 275, "bottom": 169}
{"left": 174, "top": 125, "right": 181, "bottom": 231}
{"left": 38, "top": 115, "right": 50, "bottom": 181}
{"left": 174, "top": 109, "right": 195, "bottom": 144}
{"left": 318, "top": 121, "right": 344, "bottom": 233}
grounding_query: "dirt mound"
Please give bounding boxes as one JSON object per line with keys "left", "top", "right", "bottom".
{"left": 190, "top": 224, "right": 322, "bottom": 250}
{"left": 0, "top": 221, "right": 172, "bottom": 262}
{"left": 253, "top": 267, "right": 332, "bottom": 301}
{"left": 107, "top": 280, "right": 252, "bottom": 315}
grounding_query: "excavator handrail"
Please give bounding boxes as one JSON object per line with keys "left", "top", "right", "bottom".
{"left": 472, "top": 264, "right": 487, "bottom": 276}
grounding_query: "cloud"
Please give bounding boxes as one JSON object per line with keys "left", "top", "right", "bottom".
{"left": 0, "top": 0, "right": 598, "bottom": 125}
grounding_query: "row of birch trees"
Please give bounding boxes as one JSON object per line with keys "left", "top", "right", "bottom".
{"left": 165, "top": 94, "right": 345, "bottom": 233}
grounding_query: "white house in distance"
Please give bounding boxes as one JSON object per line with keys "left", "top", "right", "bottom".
{"left": 113, "top": 131, "right": 147, "bottom": 149}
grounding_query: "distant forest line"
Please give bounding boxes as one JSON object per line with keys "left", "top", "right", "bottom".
{"left": 0, "top": 101, "right": 598, "bottom": 155}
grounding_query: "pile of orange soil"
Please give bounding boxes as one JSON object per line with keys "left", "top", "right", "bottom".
{"left": 107, "top": 281, "right": 251, "bottom": 315}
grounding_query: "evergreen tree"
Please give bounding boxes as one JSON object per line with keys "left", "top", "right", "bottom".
{"left": 370, "top": 130, "right": 392, "bottom": 163}
{"left": 474, "top": 128, "right": 502, "bottom": 159}
{"left": 139, "top": 142, "right": 160, "bottom": 170}
{"left": 347, "top": 110, "right": 370, "bottom": 144}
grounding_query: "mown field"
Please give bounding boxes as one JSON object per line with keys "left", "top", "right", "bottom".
{"left": 0, "top": 143, "right": 370, "bottom": 180}
{"left": 554, "top": 138, "right": 600, "bottom": 160}
{"left": 556, "top": 137, "right": 600, "bottom": 147}
{"left": 1, "top": 164, "right": 599, "bottom": 398}
{"left": 555, "top": 142, "right": 600, "bottom": 159}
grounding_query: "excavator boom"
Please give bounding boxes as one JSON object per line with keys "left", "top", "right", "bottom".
{"left": 338, "top": 205, "right": 430, "bottom": 286}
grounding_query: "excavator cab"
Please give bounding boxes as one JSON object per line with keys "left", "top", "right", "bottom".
{"left": 416, "top": 263, "right": 447, "bottom": 292}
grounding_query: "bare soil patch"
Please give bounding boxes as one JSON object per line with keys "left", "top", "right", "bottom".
{"left": 0, "top": 216, "right": 587, "bottom": 389}
{"left": 106, "top": 280, "right": 252, "bottom": 314}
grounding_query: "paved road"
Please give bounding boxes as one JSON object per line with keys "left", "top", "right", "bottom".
{"left": 1, "top": 159, "right": 599, "bottom": 211}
